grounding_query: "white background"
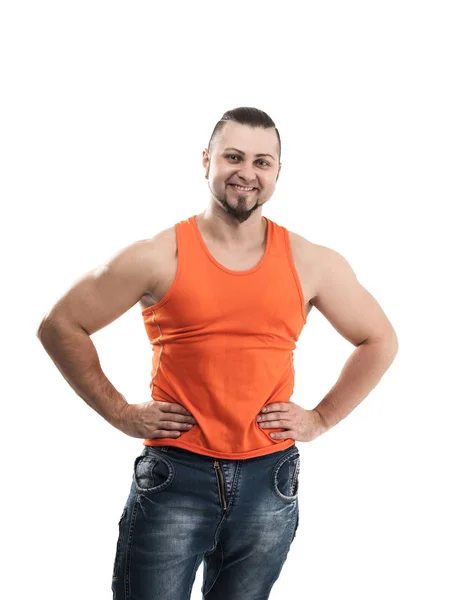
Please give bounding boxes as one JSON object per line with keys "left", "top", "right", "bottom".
{"left": 2, "top": 1, "right": 473, "bottom": 598}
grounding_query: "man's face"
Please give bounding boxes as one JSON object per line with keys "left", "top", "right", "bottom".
{"left": 202, "top": 122, "right": 281, "bottom": 223}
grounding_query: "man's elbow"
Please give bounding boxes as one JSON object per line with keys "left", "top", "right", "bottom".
{"left": 36, "top": 314, "right": 57, "bottom": 340}
{"left": 36, "top": 316, "right": 47, "bottom": 339}
{"left": 363, "top": 328, "right": 399, "bottom": 356}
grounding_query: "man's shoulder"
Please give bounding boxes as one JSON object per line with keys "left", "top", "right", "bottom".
{"left": 122, "top": 226, "right": 177, "bottom": 284}
{"left": 140, "top": 225, "right": 176, "bottom": 261}
{"left": 286, "top": 228, "right": 336, "bottom": 266}
{"left": 148, "top": 224, "right": 176, "bottom": 244}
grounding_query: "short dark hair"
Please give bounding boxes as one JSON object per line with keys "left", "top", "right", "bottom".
{"left": 207, "top": 106, "right": 281, "bottom": 163}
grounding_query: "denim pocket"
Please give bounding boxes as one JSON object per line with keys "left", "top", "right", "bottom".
{"left": 133, "top": 448, "right": 175, "bottom": 494}
{"left": 271, "top": 448, "right": 300, "bottom": 502}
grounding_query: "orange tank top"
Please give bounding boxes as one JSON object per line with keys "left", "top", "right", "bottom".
{"left": 141, "top": 214, "right": 307, "bottom": 459}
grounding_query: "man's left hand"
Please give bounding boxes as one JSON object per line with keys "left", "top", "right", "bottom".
{"left": 256, "top": 401, "right": 326, "bottom": 442}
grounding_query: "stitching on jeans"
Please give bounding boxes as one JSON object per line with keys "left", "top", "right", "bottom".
{"left": 203, "top": 540, "right": 224, "bottom": 596}
{"left": 284, "top": 505, "right": 299, "bottom": 555}
{"left": 124, "top": 496, "right": 139, "bottom": 600}
{"left": 264, "top": 504, "right": 299, "bottom": 592}
{"left": 272, "top": 449, "right": 299, "bottom": 501}
{"left": 290, "top": 457, "right": 300, "bottom": 495}
{"left": 112, "top": 507, "right": 127, "bottom": 580}
{"left": 133, "top": 453, "right": 175, "bottom": 493}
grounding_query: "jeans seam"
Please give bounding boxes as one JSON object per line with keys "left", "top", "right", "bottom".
{"left": 112, "top": 506, "right": 127, "bottom": 580}
{"left": 124, "top": 496, "right": 140, "bottom": 600}
{"left": 266, "top": 504, "right": 299, "bottom": 591}
{"left": 203, "top": 541, "right": 224, "bottom": 596}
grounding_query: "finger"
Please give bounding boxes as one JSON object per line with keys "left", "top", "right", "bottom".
{"left": 259, "top": 417, "right": 292, "bottom": 426}
{"left": 259, "top": 412, "right": 285, "bottom": 421}
{"left": 259, "top": 419, "right": 279, "bottom": 427}
{"left": 174, "top": 415, "right": 197, "bottom": 424}
{"left": 156, "top": 400, "right": 190, "bottom": 413}
{"left": 150, "top": 430, "right": 183, "bottom": 438}
{"left": 268, "top": 431, "right": 294, "bottom": 439}
{"left": 161, "top": 420, "right": 195, "bottom": 430}
{"left": 157, "top": 401, "right": 195, "bottom": 418}
{"left": 261, "top": 403, "right": 289, "bottom": 414}
{"left": 157, "top": 411, "right": 196, "bottom": 424}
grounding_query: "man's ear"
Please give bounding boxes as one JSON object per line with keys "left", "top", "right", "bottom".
{"left": 202, "top": 149, "right": 210, "bottom": 178}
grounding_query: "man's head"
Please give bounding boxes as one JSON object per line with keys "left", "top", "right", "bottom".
{"left": 203, "top": 107, "right": 281, "bottom": 224}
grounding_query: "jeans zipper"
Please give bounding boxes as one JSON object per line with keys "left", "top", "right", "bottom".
{"left": 213, "top": 460, "right": 227, "bottom": 511}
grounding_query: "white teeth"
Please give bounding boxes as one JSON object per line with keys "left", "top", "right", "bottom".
{"left": 232, "top": 185, "right": 254, "bottom": 191}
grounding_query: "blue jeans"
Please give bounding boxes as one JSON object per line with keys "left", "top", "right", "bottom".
{"left": 111, "top": 443, "right": 301, "bottom": 600}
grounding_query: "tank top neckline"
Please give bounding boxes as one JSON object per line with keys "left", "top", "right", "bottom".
{"left": 190, "top": 214, "right": 273, "bottom": 276}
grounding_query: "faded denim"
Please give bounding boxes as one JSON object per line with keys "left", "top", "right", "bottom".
{"left": 112, "top": 443, "right": 300, "bottom": 600}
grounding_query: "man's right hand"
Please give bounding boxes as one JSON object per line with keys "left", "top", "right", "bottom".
{"left": 115, "top": 400, "right": 197, "bottom": 439}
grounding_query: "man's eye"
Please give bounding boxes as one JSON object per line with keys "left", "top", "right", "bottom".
{"left": 226, "top": 155, "right": 269, "bottom": 167}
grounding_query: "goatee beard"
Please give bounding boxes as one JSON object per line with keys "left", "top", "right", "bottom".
{"left": 217, "top": 193, "right": 261, "bottom": 224}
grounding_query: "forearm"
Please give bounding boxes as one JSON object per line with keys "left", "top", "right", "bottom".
{"left": 37, "top": 320, "right": 128, "bottom": 428}
{"left": 313, "top": 337, "right": 398, "bottom": 432}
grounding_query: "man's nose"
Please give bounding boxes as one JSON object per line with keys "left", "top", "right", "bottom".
{"left": 236, "top": 164, "right": 257, "bottom": 183}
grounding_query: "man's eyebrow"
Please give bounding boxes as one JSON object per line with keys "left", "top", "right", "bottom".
{"left": 223, "top": 147, "right": 275, "bottom": 161}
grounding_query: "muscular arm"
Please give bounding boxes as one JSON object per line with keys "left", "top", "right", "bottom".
{"left": 36, "top": 239, "right": 157, "bottom": 428}
{"left": 310, "top": 247, "right": 398, "bottom": 431}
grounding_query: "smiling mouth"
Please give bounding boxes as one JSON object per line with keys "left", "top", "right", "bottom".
{"left": 229, "top": 184, "right": 257, "bottom": 192}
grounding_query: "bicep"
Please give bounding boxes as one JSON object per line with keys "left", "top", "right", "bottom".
{"left": 40, "top": 239, "right": 155, "bottom": 336}
{"left": 310, "top": 248, "right": 396, "bottom": 346}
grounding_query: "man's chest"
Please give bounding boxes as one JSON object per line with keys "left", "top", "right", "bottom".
{"left": 141, "top": 229, "right": 322, "bottom": 320}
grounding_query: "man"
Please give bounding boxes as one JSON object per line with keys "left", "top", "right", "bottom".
{"left": 37, "top": 106, "right": 398, "bottom": 599}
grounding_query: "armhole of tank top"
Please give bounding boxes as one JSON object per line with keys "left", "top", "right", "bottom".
{"left": 282, "top": 226, "right": 307, "bottom": 325}
{"left": 141, "top": 221, "right": 183, "bottom": 315}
